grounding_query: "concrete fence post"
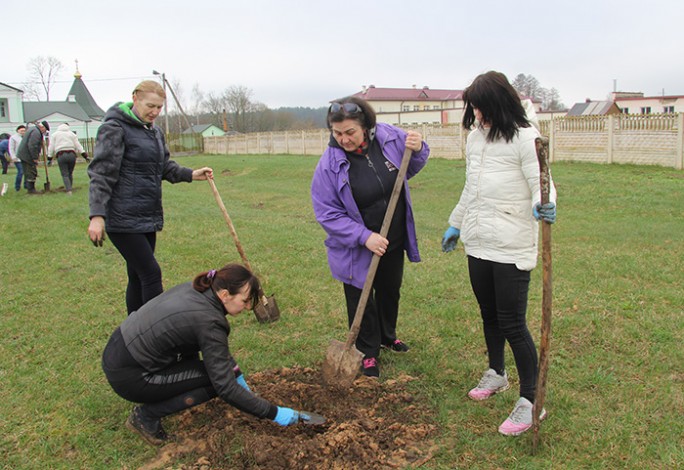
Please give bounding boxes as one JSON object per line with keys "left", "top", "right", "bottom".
{"left": 607, "top": 115, "right": 614, "bottom": 164}
{"left": 549, "top": 117, "right": 555, "bottom": 163}
{"left": 676, "top": 113, "right": 684, "bottom": 170}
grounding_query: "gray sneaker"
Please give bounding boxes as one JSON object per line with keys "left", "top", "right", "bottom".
{"left": 498, "top": 397, "right": 547, "bottom": 436}
{"left": 468, "top": 368, "right": 510, "bottom": 401}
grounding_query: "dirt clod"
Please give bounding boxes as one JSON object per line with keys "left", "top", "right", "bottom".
{"left": 142, "top": 366, "right": 437, "bottom": 469}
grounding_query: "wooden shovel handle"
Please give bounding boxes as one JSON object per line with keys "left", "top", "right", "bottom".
{"left": 207, "top": 176, "right": 269, "bottom": 305}
{"left": 532, "top": 136, "right": 553, "bottom": 451}
{"left": 345, "top": 148, "right": 413, "bottom": 349}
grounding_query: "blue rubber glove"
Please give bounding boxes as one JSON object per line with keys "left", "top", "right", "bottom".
{"left": 441, "top": 226, "right": 461, "bottom": 253}
{"left": 236, "top": 374, "right": 251, "bottom": 392}
{"left": 533, "top": 202, "right": 557, "bottom": 224}
{"left": 273, "top": 407, "right": 300, "bottom": 426}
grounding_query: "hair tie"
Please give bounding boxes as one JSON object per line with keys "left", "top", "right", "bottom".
{"left": 207, "top": 269, "right": 217, "bottom": 280}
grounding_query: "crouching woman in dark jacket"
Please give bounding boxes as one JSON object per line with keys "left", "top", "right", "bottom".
{"left": 102, "top": 264, "right": 300, "bottom": 446}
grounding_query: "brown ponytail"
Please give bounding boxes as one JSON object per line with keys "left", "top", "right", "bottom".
{"left": 193, "top": 264, "right": 260, "bottom": 308}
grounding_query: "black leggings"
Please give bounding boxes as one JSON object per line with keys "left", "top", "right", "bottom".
{"left": 108, "top": 232, "right": 163, "bottom": 314}
{"left": 467, "top": 256, "right": 538, "bottom": 402}
{"left": 343, "top": 247, "right": 405, "bottom": 358}
{"left": 102, "top": 328, "right": 216, "bottom": 419}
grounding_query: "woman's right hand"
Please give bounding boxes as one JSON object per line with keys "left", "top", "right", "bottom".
{"left": 365, "top": 232, "right": 389, "bottom": 256}
{"left": 273, "top": 407, "right": 300, "bottom": 426}
{"left": 88, "top": 216, "right": 106, "bottom": 247}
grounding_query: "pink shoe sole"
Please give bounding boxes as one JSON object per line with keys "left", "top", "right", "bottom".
{"left": 498, "top": 409, "right": 548, "bottom": 436}
{"left": 467, "top": 382, "right": 510, "bottom": 401}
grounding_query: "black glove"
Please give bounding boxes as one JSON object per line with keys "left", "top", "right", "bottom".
{"left": 81, "top": 152, "right": 90, "bottom": 162}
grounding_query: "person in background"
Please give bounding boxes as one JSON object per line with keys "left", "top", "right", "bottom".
{"left": 311, "top": 96, "right": 429, "bottom": 378}
{"left": 0, "top": 133, "right": 9, "bottom": 174}
{"left": 9, "top": 125, "right": 27, "bottom": 192}
{"left": 16, "top": 121, "right": 49, "bottom": 194}
{"left": 102, "top": 264, "right": 305, "bottom": 446}
{"left": 47, "top": 123, "right": 88, "bottom": 195}
{"left": 441, "top": 70, "right": 557, "bottom": 436}
{"left": 88, "top": 80, "right": 213, "bottom": 314}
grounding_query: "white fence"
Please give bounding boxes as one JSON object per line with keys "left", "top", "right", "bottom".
{"left": 204, "top": 114, "right": 684, "bottom": 170}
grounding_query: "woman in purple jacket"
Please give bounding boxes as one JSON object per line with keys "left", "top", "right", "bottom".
{"left": 311, "top": 97, "right": 429, "bottom": 378}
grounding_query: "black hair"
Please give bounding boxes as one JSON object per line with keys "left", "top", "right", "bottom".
{"left": 327, "top": 96, "right": 377, "bottom": 131}
{"left": 16, "top": 125, "right": 26, "bottom": 132}
{"left": 192, "top": 263, "right": 260, "bottom": 310}
{"left": 462, "top": 71, "right": 530, "bottom": 142}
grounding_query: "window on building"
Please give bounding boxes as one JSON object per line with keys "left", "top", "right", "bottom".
{"left": 423, "top": 105, "right": 430, "bottom": 110}
{"left": 413, "top": 105, "right": 419, "bottom": 111}
{"left": 0, "top": 98, "right": 8, "bottom": 122}
{"left": 640, "top": 107, "right": 651, "bottom": 114}
{"left": 434, "top": 105, "right": 440, "bottom": 110}
{"left": 663, "top": 106, "right": 675, "bottom": 113}
{"left": 620, "top": 107, "right": 629, "bottom": 114}
{"left": 402, "top": 105, "right": 409, "bottom": 112}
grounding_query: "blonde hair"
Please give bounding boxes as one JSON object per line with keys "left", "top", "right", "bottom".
{"left": 133, "top": 80, "right": 166, "bottom": 99}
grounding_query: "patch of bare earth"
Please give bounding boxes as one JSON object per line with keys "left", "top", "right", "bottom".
{"left": 140, "top": 366, "right": 438, "bottom": 469}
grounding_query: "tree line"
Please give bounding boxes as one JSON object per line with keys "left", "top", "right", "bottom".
{"left": 20, "top": 56, "right": 566, "bottom": 134}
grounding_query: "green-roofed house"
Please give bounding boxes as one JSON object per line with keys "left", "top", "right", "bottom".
{"left": 182, "top": 124, "right": 226, "bottom": 137}
{"left": 22, "top": 69, "right": 105, "bottom": 141}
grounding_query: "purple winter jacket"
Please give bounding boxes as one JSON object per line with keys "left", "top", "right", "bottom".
{"left": 311, "top": 122, "right": 430, "bottom": 289}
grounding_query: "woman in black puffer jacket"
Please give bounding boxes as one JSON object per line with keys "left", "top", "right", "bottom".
{"left": 88, "top": 80, "right": 213, "bottom": 314}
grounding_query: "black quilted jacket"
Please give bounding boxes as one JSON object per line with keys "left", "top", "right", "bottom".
{"left": 88, "top": 102, "right": 192, "bottom": 233}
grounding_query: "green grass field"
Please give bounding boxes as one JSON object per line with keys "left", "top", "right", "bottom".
{"left": 1, "top": 155, "right": 682, "bottom": 469}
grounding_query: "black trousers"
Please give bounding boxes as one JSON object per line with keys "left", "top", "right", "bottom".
{"left": 467, "top": 256, "right": 538, "bottom": 402}
{"left": 343, "top": 247, "right": 404, "bottom": 358}
{"left": 102, "top": 328, "right": 216, "bottom": 419}
{"left": 22, "top": 159, "right": 37, "bottom": 184}
{"left": 108, "top": 232, "right": 163, "bottom": 314}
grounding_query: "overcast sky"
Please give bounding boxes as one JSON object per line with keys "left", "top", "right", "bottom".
{"left": 5, "top": 0, "right": 683, "bottom": 111}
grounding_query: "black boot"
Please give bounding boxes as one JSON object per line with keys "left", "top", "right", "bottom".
{"left": 126, "top": 406, "right": 168, "bottom": 446}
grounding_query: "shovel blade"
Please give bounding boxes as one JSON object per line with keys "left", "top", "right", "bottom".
{"left": 253, "top": 295, "right": 279, "bottom": 323}
{"left": 321, "top": 339, "right": 364, "bottom": 389}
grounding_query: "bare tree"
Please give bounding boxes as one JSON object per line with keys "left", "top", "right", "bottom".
{"left": 25, "top": 56, "right": 63, "bottom": 101}
{"left": 513, "top": 73, "right": 567, "bottom": 111}
{"left": 512, "top": 73, "right": 543, "bottom": 102}
{"left": 190, "top": 83, "right": 205, "bottom": 119}
{"left": 224, "top": 85, "right": 253, "bottom": 133}
{"left": 542, "top": 88, "right": 565, "bottom": 111}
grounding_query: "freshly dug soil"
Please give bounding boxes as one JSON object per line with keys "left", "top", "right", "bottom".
{"left": 140, "top": 366, "right": 437, "bottom": 469}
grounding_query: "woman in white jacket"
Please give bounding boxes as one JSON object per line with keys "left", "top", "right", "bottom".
{"left": 48, "top": 123, "right": 87, "bottom": 195}
{"left": 441, "top": 71, "right": 556, "bottom": 437}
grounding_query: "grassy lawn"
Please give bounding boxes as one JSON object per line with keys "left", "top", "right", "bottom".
{"left": 0, "top": 155, "right": 682, "bottom": 469}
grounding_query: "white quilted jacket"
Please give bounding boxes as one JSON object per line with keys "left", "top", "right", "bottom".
{"left": 448, "top": 126, "right": 556, "bottom": 271}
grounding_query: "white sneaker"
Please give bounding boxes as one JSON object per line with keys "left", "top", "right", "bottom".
{"left": 1, "top": 183, "right": 7, "bottom": 196}
{"left": 468, "top": 369, "right": 509, "bottom": 401}
{"left": 498, "top": 397, "right": 547, "bottom": 436}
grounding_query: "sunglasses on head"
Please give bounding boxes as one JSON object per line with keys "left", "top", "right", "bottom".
{"left": 329, "top": 102, "right": 363, "bottom": 114}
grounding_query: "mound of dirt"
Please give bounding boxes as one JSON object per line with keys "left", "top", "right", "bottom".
{"left": 141, "top": 366, "right": 438, "bottom": 469}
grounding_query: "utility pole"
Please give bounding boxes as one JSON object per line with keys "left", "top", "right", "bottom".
{"left": 152, "top": 70, "right": 169, "bottom": 134}
{"left": 162, "top": 78, "right": 193, "bottom": 132}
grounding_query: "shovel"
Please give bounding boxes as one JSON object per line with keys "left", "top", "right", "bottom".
{"left": 532, "top": 136, "right": 552, "bottom": 453}
{"left": 207, "top": 176, "right": 280, "bottom": 323}
{"left": 41, "top": 140, "right": 51, "bottom": 192}
{"left": 321, "top": 148, "right": 413, "bottom": 388}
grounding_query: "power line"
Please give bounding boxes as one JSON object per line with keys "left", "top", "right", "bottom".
{"left": 5, "top": 76, "right": 155, "bottom": 87}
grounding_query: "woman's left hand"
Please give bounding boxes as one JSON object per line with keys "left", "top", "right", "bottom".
{"left": 192, "top": 167, "right": 213, "bottom": 180}
{"left": 405, "top": 131, "right": 423, "bottom": 152}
